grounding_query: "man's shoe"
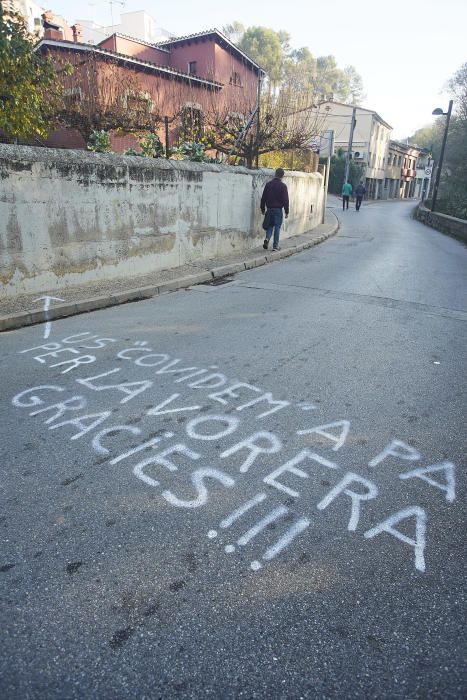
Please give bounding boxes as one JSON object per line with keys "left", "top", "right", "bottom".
{"left": 263, "top": 239, "right": 269, "bottom": 250}
{"left": 273, "top": 246, "right": 281, "bottom": 251}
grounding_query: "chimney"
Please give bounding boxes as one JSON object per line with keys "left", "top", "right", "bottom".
{"left": 71, "top": 23, "right": 82, "bottom": 43}
{"left": 41, "top": 11, "right": 64, "bottom": 40}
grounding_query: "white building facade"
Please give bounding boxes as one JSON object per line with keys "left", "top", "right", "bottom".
{"left": 78, "top": 10, "right": 172, "bottom": 46}
{"left": 1, "top": 0, "right": 44, "bottom": 34}
{"left": 317, "top": 101, "right": 392, "bottom": 199}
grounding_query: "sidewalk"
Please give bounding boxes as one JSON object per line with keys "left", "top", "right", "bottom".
{"left": 0, "top": 211, "right": 339, "bottom": 332}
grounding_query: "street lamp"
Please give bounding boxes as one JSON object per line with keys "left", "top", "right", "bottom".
{"left": 430, "top": 100, "right": 453, "bottom": 213}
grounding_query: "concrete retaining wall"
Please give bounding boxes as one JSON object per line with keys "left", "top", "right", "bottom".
{"left": 415, "top": 202, "right": 467, "bottom": 243}
{"left": 0, "top": 145, "right": 324, "bottom": 298}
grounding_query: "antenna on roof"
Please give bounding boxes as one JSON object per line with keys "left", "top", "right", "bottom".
{"left": 107, "top": 0, "right": 125, "bottom": 35}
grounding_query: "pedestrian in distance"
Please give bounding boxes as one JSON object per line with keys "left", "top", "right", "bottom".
{"left": 342, "top": 180, "right": 352, "bottom": 210}
{"left": 261, "top": 168, "right": 289, "bottom": 251}
{"left": 355, "top": 181, "right": 366, "bottom": 211}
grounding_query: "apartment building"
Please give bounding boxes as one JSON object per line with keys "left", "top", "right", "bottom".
{"left": 78, "top": 10, "right": 172, "bottom": 46}
{"left": 1, "top": 0, "right": 43, "bottom": 34}
{"left": 383, "top": 141, "right": 421, "bottom": 199}
{"left": 317, "top": 101, "right": 392, "bottom": 199}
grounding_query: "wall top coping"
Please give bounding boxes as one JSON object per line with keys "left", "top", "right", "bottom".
{"left": 0, "top": 144, "right": 322, "bottom": 180}
{"left": 418, "top": 202, "right": 467, "bottom": 226}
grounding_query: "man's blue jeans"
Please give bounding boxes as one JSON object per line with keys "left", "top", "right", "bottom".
{"left": 265, "top": 207, "right": 283, "bottom": 248}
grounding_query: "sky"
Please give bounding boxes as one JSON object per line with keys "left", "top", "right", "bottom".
{"left": 49, "top": 0, "right": 466, "bottom": 139}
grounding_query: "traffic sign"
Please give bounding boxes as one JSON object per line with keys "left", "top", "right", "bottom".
{"left": 310, "top": 139, "right": 319, "bottom": 153}
{"left": 425, "top": 167, "right": 432, "bottom": 176}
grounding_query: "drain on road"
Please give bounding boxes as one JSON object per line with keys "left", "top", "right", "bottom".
{"left": 202, "top": 276, "right": 235, "bottom": 286}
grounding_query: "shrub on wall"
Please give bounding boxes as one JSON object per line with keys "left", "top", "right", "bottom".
{"left": 173, "top": 141, "right": 209, "bottom": 162}
{"left": 87, "top": 130, "right": 112, "bottom": 153}
{"left": 328, "top": 152, "right": 364, "bottom": 194}
{"left": 139, "top": 132, "right": 164, "bottom": 158}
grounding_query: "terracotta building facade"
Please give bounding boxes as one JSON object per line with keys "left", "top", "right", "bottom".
{"left": 36, "top": 29, "right": 262, "bottom": 152}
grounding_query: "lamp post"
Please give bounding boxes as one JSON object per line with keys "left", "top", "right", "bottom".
{"left": 431, "top": 100, "right": 453, "bottom": 213}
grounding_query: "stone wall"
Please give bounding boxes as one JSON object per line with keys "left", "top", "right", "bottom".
{"left": 415, "top": 202, "right": 467, "bottom": 243}
{"left": 0, "top": 145, "right": 324, "bottom": 298}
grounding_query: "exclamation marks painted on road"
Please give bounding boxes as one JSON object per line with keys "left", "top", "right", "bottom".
{"left": 207, "top": 493, "right": 311, "bottom": 571}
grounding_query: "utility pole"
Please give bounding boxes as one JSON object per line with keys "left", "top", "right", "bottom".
{"left": 344, "top": 106, "right": 357, "bottom": 184}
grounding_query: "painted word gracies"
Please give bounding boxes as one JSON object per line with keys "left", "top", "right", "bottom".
{"left": 12, "top": 332, "right": 458, "bottom": 574}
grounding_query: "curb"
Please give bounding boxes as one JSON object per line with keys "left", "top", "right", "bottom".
{"left": 0, "top": 215, "right": 338, "bottom": 332}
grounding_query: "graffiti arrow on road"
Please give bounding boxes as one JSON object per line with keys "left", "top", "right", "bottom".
{"left": 34, "top": 295, "right": 65, "bottom": 339}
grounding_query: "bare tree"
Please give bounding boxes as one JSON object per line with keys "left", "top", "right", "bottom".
{"left": 204, "top": 84, "right": 327, "bottom": 168}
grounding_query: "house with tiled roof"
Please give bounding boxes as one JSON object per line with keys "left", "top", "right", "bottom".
{"left": 36, "top": 26, "right": 263, "bottom": 152}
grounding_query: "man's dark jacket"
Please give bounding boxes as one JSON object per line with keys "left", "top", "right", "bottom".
{"left": 261, "top": 178, "right": 289, "bottom": 215}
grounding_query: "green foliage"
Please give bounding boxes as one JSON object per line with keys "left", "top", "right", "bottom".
{"left": 448, "top": 62, "right": 467, "bottom": 121}
{"left": 176, "top": 141, "right": 209, "bottom": 162}
{"left": 123, "top": 148, "right": 141, "bottom": 157}
{"left": 139, "top": 132, "right": 164, "bottom": 158}
{"left": 260, "top": 149, "right": 312, "bottom": 172}
{"left": 87, "top": 130, "right": 112, "bottom": 153}
{"left": 315, "top": 55, "right": 344, "bottom": 99}
{"left": 222, "top": 21, "right": 245, "bottom": 42}
{"left": 239, "top": 26, "right": 283, "bottom": 83}
{"left": 0, "top": 9, "right": 66, "bottom": 139}
{"left": 328, "top": 152, "right": 364, "bottom": 195}
{"left": 436, "top": 112, "right": 467, "bottom": 219}
{"left": 409, "top": 62, "right": 467, "bottom": 219}
{"left": 236, "top": 22, "right": 364, "bottom": 104}
{"left": 343, "top": 65, "right": 366, "bottom": 105}
{"left": 282, "top": 47, "right": 317, "bottom": 92}
{"left": 408, "top": 123, "right": 442, "bottom": 161}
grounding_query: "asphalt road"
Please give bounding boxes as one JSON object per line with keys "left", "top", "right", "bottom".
{"left": 1, "top": 199, "right": 466, "bottom": 699}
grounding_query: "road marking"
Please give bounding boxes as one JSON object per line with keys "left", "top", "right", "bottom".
{"left": 34, "top": 296, "right": 65, "bottom": 339}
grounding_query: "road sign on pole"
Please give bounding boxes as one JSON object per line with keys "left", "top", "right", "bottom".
{"left": 319, "top": 130, "right": 334, "bottom": 159}
{"left": 310, "top": 139, "right": 320, "bottom": 153}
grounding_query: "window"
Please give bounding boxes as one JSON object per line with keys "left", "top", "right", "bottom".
{"left": 188, "top": 61, "right": 197, "bottom": 76}
{"left": 181, "top": 105, "right": 203, "bottom": 141}
{"left": 229, "top": 71, "right": 243, "bottom": 87}
{"left": 63, "top": 87, "right": 82, "bottom": 107}
{"left": 225, "top": 112, "right": 246, "bottom": 127}
{"left": 126, "top": 93, "right": 151, "bottom": 115}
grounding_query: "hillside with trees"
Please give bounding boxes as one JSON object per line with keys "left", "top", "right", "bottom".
{"left": 224, "top": 22, "right": 365, "bottom": 105}
{"left": 408, "top": 63, "right": 467, "bottom": 219}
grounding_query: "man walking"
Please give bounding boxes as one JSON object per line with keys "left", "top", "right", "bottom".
{"left": 355, "top": 181, "right": 366, "bottom": 211}
{"left": 261, "top": 168, "right": 289, "bottom": 251}
{"left": 342, "top": 180, "right": 352, "bottom": 210}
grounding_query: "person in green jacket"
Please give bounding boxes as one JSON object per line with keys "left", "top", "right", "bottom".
{"left": 342, "top": 181, "right": 352, "bottom": 210}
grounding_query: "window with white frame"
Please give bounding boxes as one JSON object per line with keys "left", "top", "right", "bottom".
{"left": 229, "top": 71, "right": 243, "bottom": 87}
{"left": 63, "top": 87, "right": 83, "bottom": 107}
{"left": 125, "top": 91, "right": 152, "bottom": 115}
